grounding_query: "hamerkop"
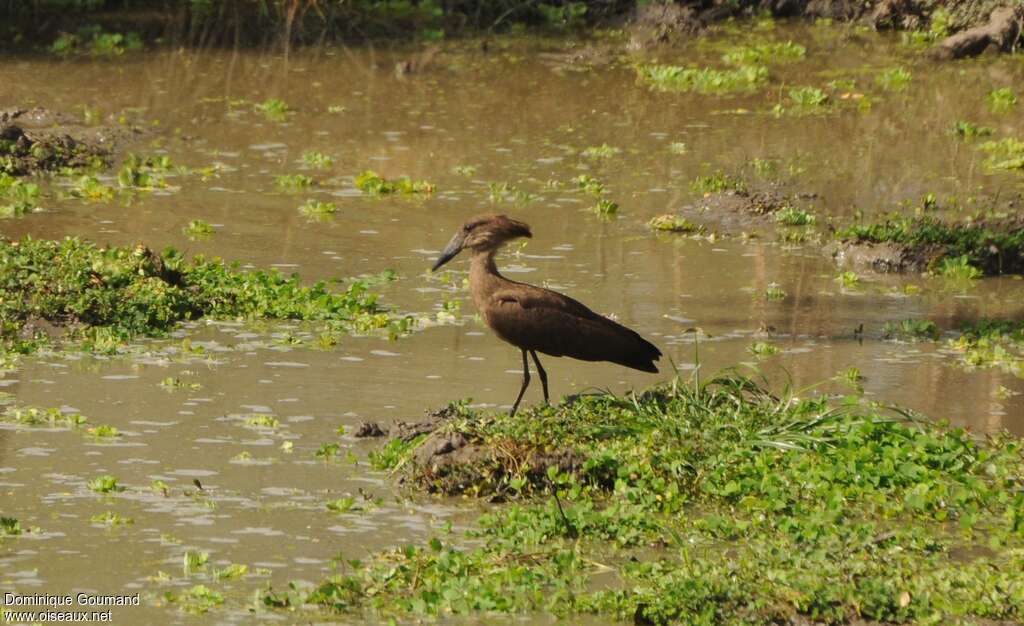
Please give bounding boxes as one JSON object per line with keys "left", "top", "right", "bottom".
{"left": 431, "top": 214, "right": 662, "bottom": 415}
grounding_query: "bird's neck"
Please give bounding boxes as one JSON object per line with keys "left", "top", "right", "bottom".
{"left": 469, "top": 248, "right": 505, "bottom": 307}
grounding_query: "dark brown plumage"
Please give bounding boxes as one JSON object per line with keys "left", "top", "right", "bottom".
{"left": 432, "top": 214, "right": 662, "bottom": 415}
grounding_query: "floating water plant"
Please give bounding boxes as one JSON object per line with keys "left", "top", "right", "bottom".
{"left": 950, "top": 319, "right": 1024, "bottom": 374}
{"left": 571, "top": 174, "right": 605, "bottom": 196}
{"left": 690, "top": 171, "right": 745, "bottom": 194}
{"left": 69, "top": 174, "right": 115, "bottom": 201}
{"left": 0, "top": 173, "right": 40, "bottom": 217}
{"left": 747, "top": 341, "right": 779, "bottom": 357}
{"left": 302, "top": 151, "right": 334, "bottom": 169}
{"left": 298, "top": 199, "right": 339, "bottom": 218}
{"left": 637, "top": 64, "right": 768, "bottom": 94}
{"left": 874, "top": 66, "right": 911, "bottom": 91}
{"left": 988, "top": 87, "right": 1017, "bottom": 113}
{"left": 764, "top": 283, "right": 787, "bottom": 300}
{"left": 882, "top": 319, "right": 940, "bottom": 341}
{"left": 835, "top": 271, "right": 861, "bottom": 288}
{"left": 164, "top": 585, "right": 223, "bottom": 614}
{"left": 0, "top": 517, "right": 21, "bottom": 536}
{"left": 721, "top": 41, "right": 805, "bottom": 65}
{"left": 668, "top": 142, "right": 687, "bottom": 155}
{"left": 952, "top": 120, "right": 993, "bottom": 139}
{"left": 648, "top": 214, "right": 703, "bottom": 233}
{"left": 979, "top": 137, "right": 1024, "bottom": 170}
{"left": 275, "top": 174, "right": 314, "bottom": 191}
{"left": 355, "top": 170, "right": 434, "bottom": 195}
{"left": 0, "top": 237, "right": 395, "bottom": 353}
{"left": 88, "top": 474, "right": 123, "bottom": 493}
{"left": 184, "top": 219, "right": 214, "bottom": 240}
{"left": 774, "top": 206, "right": 815, "bottom": 226}
{"left": 256, "top": 98, "right": 291, "bottom": 122}
{"left": 581, "top": 143, "right": 620, "bottom": 159}
{"left": 90, "top": 511, "right": 133, "bottom": 526}
{"left": 592, "top": 198, "right": 618, "bottom": 217}
{"left": 787, "top": 86, "right": 828, "bottom": 109}
{"left": 937, "top": 255, "right": 983, "bottom": 280}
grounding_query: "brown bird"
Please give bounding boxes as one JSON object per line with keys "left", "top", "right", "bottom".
{"left": 432, "top": 214, "right": 662, "bottom": 415}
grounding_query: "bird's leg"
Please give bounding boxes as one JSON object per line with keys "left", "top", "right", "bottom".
{"left": 510, "top": 349, "right": 531, "bottom": 417}
{"left": 529, "top": 350, "right": 549, "bottom": 405}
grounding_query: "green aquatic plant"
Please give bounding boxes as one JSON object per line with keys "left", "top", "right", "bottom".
{"left": 787, "top": 86, "right": 828, "bottom": 109}
{"left": 537, "top": 1, "right": 587, "bottom": 29}
{"left": 988, "top": 87, "right": 1017, "bottom": 113}
{"left": 183, "top": 219, "right": 214, "bottom": 240}
{"left": 581, "top": 143, "right": 620, "bottom": 159}
{"left": 298, "top": 199, "right": 339, "bottom": 218}
{"left": 900, "top": 7, "right": 951, "bottom": 46}
{"left": 774, "top": 206, "right": 815, "bottom": 226}
{"left": 90, "top": 511, "right": 133, "bottom": 526}
{"left": 979, "top": 137, "right": 1024, "bottom": 170}
{"left": 164, "top": 585, "right": 223, "bottom": 614}
{"left": 285, "top": 372, "right": 1024, "bottom": 624}
{"left": 0, "top": 173, "right": 40, "bottom": 217}
{"left": 763, "top": 283, "right": 787, "bottom": 300}
{"left": 882, "top": 319, "right": 940, "bottom": 341}
{"left": 0, "top": 517, "right": 21, "bottom": 536}
{"left": 88, "top": 474, "right": 123, "bottom": 493}
{"left": 648, "top": 214, "right": 703, "bottom": 233}
{"left": 592, "top": 199, "right": 618, "bottom": 217}
{"left": 69, "top": 174, "right": 115, "bottom": 201}
{"left": 937, "top": 255, "right": 983, "bottom": 280}
{"left": 3, "top": 406, "right": 86, "bottom": 427}
{"left": 51, "top": 27, "right": 142, "bottom": 56}
{"left": 952, "top": 120, "right": 993, "bottom": 139}
{"left": 668, "top": 142, "right": 687, "bottom": 155}
{"left": 875, "top": 66, "right": 911, "bottom": 91}
{"left": 834, "top": 271, "right": 861, "bottom": 288}
{"left": 275, "top": 174, "right": 314, "bottom": 191}
{"left": 637, "top": 64, "right": 769, "bottom": 94}
{"left": 453, "top": 164, "right": 477, "bottom": 176}
{"left": 0, "top": 237, "right": 395, "bottom": 353}
{"left": 690, "top": 171, "right": 745, "bottom": 195}
{"left": 256, "top": 98, "right": 291, "bottom": 122}
{"left": 571, "top": 174, "right": 605, "bottom": 197}
{"left": 302, "top": 151, "right": 334, "bottom": 169}
{"left": 87, "top": 424, "right": 120, "bottom": 438}
{"left": 747, "top": 341, "right": 779, "bottom": 357}
{"left": 950, "top": 319, "right": 1024, "bottom": 374}
{"left": 721, "top": 41, "right": 805, "bottom": 65}
{"left": 244, "top": 414, "right": 280, "bottom": 429}
{"left": 355, "top": 170, "right": 434, "bottom": 195}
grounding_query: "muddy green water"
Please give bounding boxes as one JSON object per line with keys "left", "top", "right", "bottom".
{"left": 2, "top": 23, "right": 1024, "bottom": 624}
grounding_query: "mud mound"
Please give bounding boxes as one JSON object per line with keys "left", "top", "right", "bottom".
{"left": 0, "top": 107, "right": 142, "bottom": 176}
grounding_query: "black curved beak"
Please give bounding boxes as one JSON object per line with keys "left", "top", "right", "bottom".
{"left": 431, "top": 232, "right": 464, "bottom": 271}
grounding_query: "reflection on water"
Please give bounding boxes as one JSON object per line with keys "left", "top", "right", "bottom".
{"left": 1, "top": 24, "right": 1024, "bottom": 622}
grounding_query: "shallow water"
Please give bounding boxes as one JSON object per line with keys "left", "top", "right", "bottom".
{"left": 2, "top": 22, "right": 1024, "bottom": 623}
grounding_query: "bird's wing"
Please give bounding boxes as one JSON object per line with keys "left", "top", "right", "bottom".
{"left": 486, "top": 286, "right": 661, "bottom": 370}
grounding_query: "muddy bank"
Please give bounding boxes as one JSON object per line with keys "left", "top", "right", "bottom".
{"left": 0, "top": 107, "right": 139, "bottom": 176}
{"left": 830, "top": 215, "right": 1024, "bottom": 275}
{"left": 365, "top": 406, "right": 583, "bottom": 498}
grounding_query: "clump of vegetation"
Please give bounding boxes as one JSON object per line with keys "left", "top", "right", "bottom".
{"left": 937, "top": 254, "right": 983, "bottom": 280}
{"left": 951, "top": 319, "right": 1024, "bottom": 374}
{"left": 952, "top": 120, "right": 993, "bottom": 139}
{"left": 979, "top": 137, "right": 1024, "bottom": 170}
{"left": 117, "top": 153, "right": 174, "bottom": 189}
{"left": 274, "top": 372, "right": 1024, "bottom": 624}
{"left": 69, "top": 174, "right": 115, "bottom": 201}
{"left": 835, "top": 215, "right": 1024, "bottom": 275}
{"left": 581, "top": 143, "right": 620, "bottom": 159}
{"left": 648, "top": 214, "right": 703, "bottom": 233}
{"left": 164, "top": 585, "right": 224, "bottom": 614}
{"left": 763, "top": 283, "right": 787, "bottom": 300}
{"left": 721, "top": 41, "right": 805, "bottom": 65}
{"left": 988, "top": 87, "right": 1017, "bottom": 113}
{"left": 690, "top": 171, "right": 746, "bottom": 194}
{"left": 774, "top": 206, "right": 815, "bottom": 226}
{"left": 0, "top": 237, "right": 396, "bottom": 352}
{"left": 571, "top": 174, "right": 605, "bottom": 196}
{"left": 302, "top": 151, "right": 334, "bottom": 169}
{"left": 275, "top": 174, "right": 314, "bottom": 191}
{"left": 355, "top": 170, "right": 434, "bottom": 195}
{"left": 1, "top": 517, "right": 22, "bottom": 536}
{"left": 899, "top": 7, "right": 951, "bottom": 46}
{"left": 0, "top": 172, "right": 40, "bottom": 217}
{"left": 747, "top": 341, "right": 779, "bottom": 357}
{"left": 183, "top": 219, "right": 214, "bottom": 240}
{"left": 637, "top": 64, "right": 768, "bottom": 94}
{"left": 256, "top": 98, "right": 291, "bottom": 122}
{"left": 591, "top": 198, "right": 618, "bottom": 217}
{"left": 874, "top": 66, "right": 911, "bottom": 91}
{"left": 298, "top": 199, "right": 339, "bottom": 218}
{"left": 51, "top": 26, "right": 143, "bottom": 56}
{"left": 787, "top": 86, "right": 828, "bottom": 110}
{"left": 834, "top": 270, "right": 861, "bottom": 288}
{"left": 88, "top": 474, "right": 123, "bottom": 493}
{"left": 883, "top": 319, "right": 940, "bottom": 341}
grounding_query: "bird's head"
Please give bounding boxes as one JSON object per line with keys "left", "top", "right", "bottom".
{"left": 431, "top": 214, "right": 532, "bottom": 271}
